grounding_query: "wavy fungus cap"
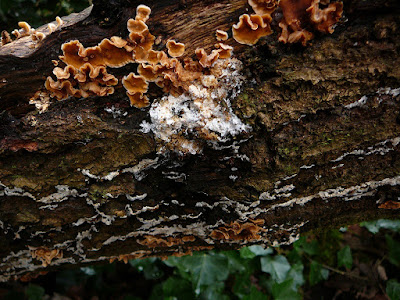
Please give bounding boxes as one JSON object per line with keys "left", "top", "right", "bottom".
{"left": 248, "top": 0, "right": 279, "bottom": 15}
{"left": 60, "top": 39, "right": 135, "bottom": 69}
{"left": 166, "top": 40, "right": 185, "bottom": 57}
{"left": 122, "top": 73, "right": 149, "bottom": 108}
{"left": 215, "top": 29, "right": 229, "bottom": 41}
{"left": 307, "top": 0, "right": 343, "bottom": 33}
{"left": 278, "top": 0, "right": 343, "bottom": 45}
{"left": 232, "top": 14, "right": 273, "bottom": 45}
{"left": 136, "top": 4, "right": 152, "bottom": 22}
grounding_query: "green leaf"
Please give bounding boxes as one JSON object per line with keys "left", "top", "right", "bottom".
{"left": 240, "top": 245, "right": 273, "bottom": 259}
{"left": 294, "top": 236, "right": 319, "bottom": 256}
{"left": 129, "top": 257, "right": 158, "bottom": 269}
{"left": 309, "top": 261, "right": 329, "bottom": 286}
{"left": 387, "top": 279, "right": 400, "bottom": 300}
{"left": 240, "top": 247, "right": 257, "bottom": 259}
{"left": 261, "top": 255, "right": 291, "bottom": 283}
{"left": 130, "top": 257, "right": 164, "bottom": 279}
{"left": 199, "top": 281, "right": 229, "bottom": 300}
{"left": 337, "top": 246, "right": 353, "bottom": 269}
{"left": 224, "top": 250, "right": 248, "bottom": 273}
{"left": 386, "top": 234, "right": 400, "bottom": 267}
{"left": 80, "top": 266, "right": 96, "bottom": 276}
{"left": 361, "top": 219, "right": 400, "bottom": 234}
{"left": 163, "top": 277, "right": 194, "bottom": 300}
{"left": 149, "top": 283, "right": 163, "bottom": 300}
{"left": 25, "top": 284, "right": 45, "bottom": 300}
{"left": 271, "top": 279, "right": 302, "bottom": 300}
{"left": 233, "top": 273, "right": 252, "bottom": 299}
{"left": 287, "top": 248, "right": 302, "bottom": 265}
{"left": 242, "top": 286, "right": 268, "bottom": 300}
{"left": 167, "top": 253, "right": 229, "bottom": 295}
{"left": 286, "top": 263, "right": 304, "bottom": 289}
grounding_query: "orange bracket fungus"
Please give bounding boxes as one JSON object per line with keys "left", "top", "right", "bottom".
{"left": 137, "top": 235, "right": 195, "bottom": 248}
{"left": 278, "top": 0, "right": 343, "bottom": 45}
{"left": 232, "top": 0, "right": 343, "bottom": 46}
{"left": 215, "top": 29, "right": 229, "bottom": 41}
{"left": 122, "top": 73, "right": 149, "bottom": 108}
{"left": 166, "top": 40, "right": 185, "bottom": 57}
{"left": 33, "top": 3, "right": 250, "bottom": 154}
{"left": 29, "top": 247, "right": 63, "bottom": 267}
{"left": 232, "top": 14, "right": 273, "bottom": 45}
{"left": 307, "top": 0, "right": 344, "bottom": 34}
{"left": 210, "top": 220, "right": 265, "bottom": 242}
{"left": 248, "top": 0, "right": 279, "bottom": 15}
{"left": 12, "top": 21, "right": 33, "bottom": 39}
{"left": 1, "top": 30, "right": 11, "bottom": 46}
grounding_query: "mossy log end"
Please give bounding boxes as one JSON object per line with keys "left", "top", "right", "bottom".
{"left": 0, "top": 0, "right": 400, "bottom": 281}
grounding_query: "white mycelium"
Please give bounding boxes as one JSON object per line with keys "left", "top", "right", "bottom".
{"left": 141, "top": 58, "right": 251, "bottom": 154}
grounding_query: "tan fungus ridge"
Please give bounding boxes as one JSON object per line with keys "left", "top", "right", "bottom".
{"left": 210, "top": 219, "right": 265, "bottom": 241}
{"left": 137, "top": 235, "right": 196, "bottom": 248}
{"left": 42, "top": 4, "right": 234, "bottom": 108}
{"left": 232, "top": 0, "right": 343, "bottom": 46}
{"left": 29, "top": 246, "right": 63, "bottom": 267}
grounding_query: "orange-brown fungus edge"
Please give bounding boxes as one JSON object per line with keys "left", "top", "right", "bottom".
{"left": 210, "top": 219, "right": 265, "bottom": 241}
{"left": 215, "top": 29, "right": 229, "bottom": 41}
{"left": 248, "top": 0, "right": 279, "bottom": 15}
{"left": 232, "top": 14, "right": 273, "bottom": 45}
{"left": 29, "top": 247, "right": 63, "bottom": 267}
{"left": 278, "top": 0, "right": 343, "bottom": 46}
{"left": 137, "top": 235, "right": 196, "bottom": 248}
{"left": 41, "top": 4, "right": 236, "bottom": 108}
{"left": 166, "top": 39, "right": 185, "bottom": 57}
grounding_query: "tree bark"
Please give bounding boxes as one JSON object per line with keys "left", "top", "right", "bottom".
{"left": 0, "top": 0, "right": 399, "bottom": 281}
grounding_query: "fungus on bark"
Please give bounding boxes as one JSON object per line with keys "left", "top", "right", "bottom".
{"left": 232, "top": 14, "right": 273, "bottom": 45}
{"left": 195, "top": 48, "right": 221, "bottom": 68}
{"left": 166, "top": 39, "right": 185, "bottom": 57}
{"left": 122, "top": 73, "right": 149, "bottom": 108}
{"left": 248, "top": 0, "right": 279, "bottom": 15}
{"left": 1, "top": 31, "right": 11, "bottom": 45}
{"left": 29, "top": 247, "right": 63, "bottom": 267}
{"left": 137, "top": 235, "right": 195, "bottom": 248}
{"left": 278, "top": 0, "right": 343, "bottom": 46}
{"left": 215, "top": 29, "right": 229, "bottom": 41}
{"left": 210, "top": 220, "right": 265, "bottom": 241}
{"left": 307, "top": 0, "right": 343, "bottom": 34}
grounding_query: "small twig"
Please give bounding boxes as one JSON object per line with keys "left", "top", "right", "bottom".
{"left": 304, "top": 255, "right": 369, "bottom": 281}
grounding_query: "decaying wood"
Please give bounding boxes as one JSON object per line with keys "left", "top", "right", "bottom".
{"left": 0, "top": 0, "right": 400, "bottom": 281}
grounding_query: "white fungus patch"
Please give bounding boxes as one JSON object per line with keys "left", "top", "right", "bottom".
{"left": 140, "top": 58, "right": 251, "bottom": 154}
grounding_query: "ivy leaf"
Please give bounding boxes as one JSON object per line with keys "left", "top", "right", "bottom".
{"left": 386, "top": 279, "right": 400, "bottom": 300}
{"left": 271, "top": 279, "right": 302, "bottom": 300}
{"left": 224, "top": 250, "right": 248, "bottom": 273}
{"left": 361, "top": 219, "right": 400, "bottom": 234}
{"left": 233, "top": 273, "right": 252, "bottom": 299}
{"left": 25, "top": 284, "right": 45, "bottom": 300}
{"left": 199, "top": 281, "right": 229, "bottom": 300}
{"left": 386, "top": 234, "right": 400, "bottom": 267}
{"left": 287, "top": 263, "right": 305, "bottom": 289}
{"left": 294, "top": 236, "right": 319, "bottom": 256}
{"left": 309, "top": 261, "right": 329, "bottom": 286}
{"left": 337, "top": 246, "right": 353, "bottom": 269}
{"left": 240, "top": 245, "right": 273, "bottom": 259}
{"left": 130, "top": 257, "right": 164, "bottom": 280}
{"left": 162, "top": 277, "right": 195, "bottom": 300}
{"left": 149, "top": 283, "right": 164, "bottom": 300}
{"left": 287, "top": 248, "right": 302, "bottom": 265}
{"left": 242, "top": 285, "right": 268, "bottom": 300}
{"left": 167, "top": 253, "right": 229, "bottom": 295}
{"left": 261, "top": 255, "right": 291, "bottom": 283}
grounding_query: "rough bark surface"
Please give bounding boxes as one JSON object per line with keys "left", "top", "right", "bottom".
{"left": 0, "top": 0, "right": 399, "bottom": 281}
